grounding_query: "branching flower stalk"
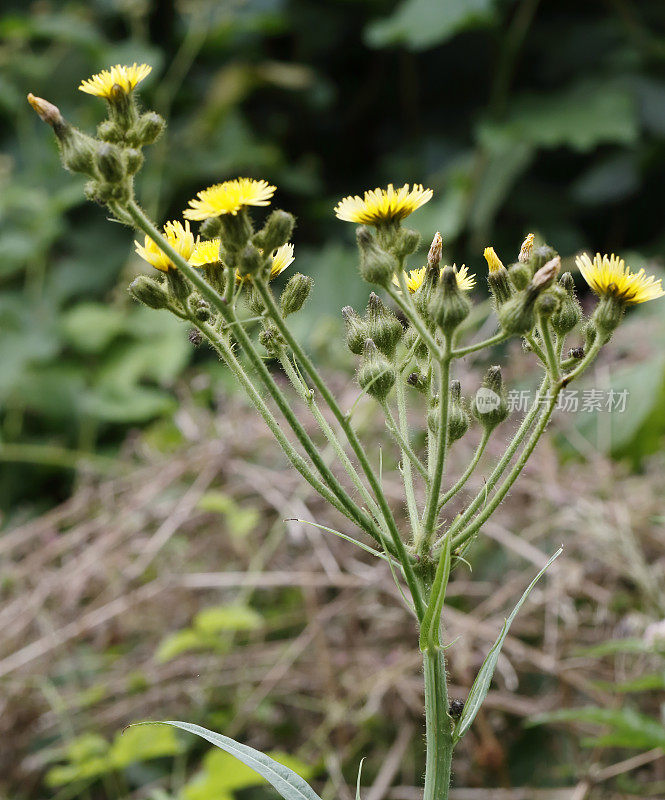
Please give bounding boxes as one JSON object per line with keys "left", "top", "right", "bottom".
{"left": 29, "top": 68, "right": 665, "bottom": 800}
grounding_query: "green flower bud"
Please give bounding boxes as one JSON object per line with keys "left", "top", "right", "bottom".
{"left": 429, "top": 265, "right": 471, "bottom": 334}
{"left": 27, "top": 94, "right": 97, "bottom": 176}
{"left": 357, "top": 339, "right": 395, "bottom": 400}
{"left": 95, "top": 143, "right": 125, "bottom": 183}
{"left": 508, "top": 262, "right": 531, "bottom": 291}
{"left": 194, "top": 302, "right": 211, "bottom": 323}
{"left": 201, "top": 217, "right": 223, "bottom": 239}
{"left": 488, "top": 267, "right": 512, "bottom": 306}
{"left": 134, "top": 111, "right": 165, "bottom": 146}
{"left": 471, "top": 366, "right": 509, "bottom": 431}
{"left": 551, "top": 272, "right": 582, "bottom": 336}
{"left": 125, "top": 148, "right": 144, "bottom": 175}
{"left": 259, "top": 323, "right": 284, "bottom": 357}
{"left": 500, "top": 257, "right": 560, "bottom": 336}
{"left": 167, "top": 269, "right": 191, "bottom": 305}
{"left": 237, "top": 244, "right": 264, "bottom": 278}
{"left": 392, "top": 227, "right": 421, "bottom": 259}
{"left": 128, "top": 275, "right": 169, "bottom": 309}
{"left": 528, "top": 245, "right": 558, "bottom": 274}
{"left": 366, "top": 292, "right": 403, "bottom": 359}
{"left": 536, "top": 293, "right": 558, "bottom": 318}
{"left": 447, "top": 380, "right": 470, "bottom": 444}
{"left": 97, "top": 119, "right": 122, "bottom": 143}
{"left": 280, "top": 273, "right": 313, "bottom": 317}
{"left": 427, "top": 399, "right": 439, "bottom": 435}
{"left": 254, "top": 210, "right": 296, "bottom": 254}
{"left": 342, "top": 306, "right": 370, "bottom": 355}
{"left": 406, "top": 371, "right": 427, "bottom": 394}
{"left": 357, "top": 226, "right": 397, "bottom": 287}
{"left": 590, "top": 295, "right": 624, "bottom": 342}
{"left": 220, "top": 210, "right": 253, "bottom": 253}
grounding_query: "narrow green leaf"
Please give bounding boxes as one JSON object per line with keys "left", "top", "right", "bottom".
{"left": 453, "top": 548, "right": 562, "bottom": 743}
{"left": 137, "top": 721, "right": 322, "bottom": 800}
{"left": 356, "top": 757, "right": 365, "bottom": 800}
{"left": 419, "top": 533, "right": 452, "bottom": 651}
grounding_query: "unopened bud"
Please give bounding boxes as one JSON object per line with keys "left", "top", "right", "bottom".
{"left": 342, "top": 306, "right": 369, "bottom": 355}
{"left": 448, "top": 380, "right": 470, "bottom": 444}
{"left": 429, "top": 265, "right": 470, "bottom": 334}
{"left": 167, "top": 269, "right": 191, "bottom": 305}
{"left": 367, "top": 292, "right": 403, "bottom": 359}
{"left": 487, "top": 266, "right": 512, "bottom": 306}
{"left": 125, "top": 148, "right": 144, "bottom": 175}
{"left": 357, "top": 339, "right": 395, "bottom": 400}
{"left": 220, "top": 211, "right": 253, "bottom": 252}
{"left": 518, "top": 233, "right": 535, "bottom": 264}
{"left": 472, "top": 366, "right": 509, "bottom": 431}
{"left": 128, "top": 275, "right": 169, "bottom": 309}
{"left": 404, "top": 327, "right": 429, "bottom": 362}
{"left": 27, "top": 93, "right": 64, "bottom": 129}
{"left": 483, "top": 246, "right": 504, "bottom": 274}
{"left": 428, "top": 232, "right": 443, "bottom": 270}
{"left": 259, "top": 323, "right": 284, "bottom": 356}
{"left": 590, "top": 295, "right": 624, "bottom": 342}
{"left": 532, "top": 256, "right": 561, "bottom": 290}
{"left": 508, "top": 262, "right": 531, "bottom": 291}
{"left": 280, "top": 273, "right": 313, "bottom": 316}
{"left": 551, "top": 272, "right": 582, "bottom": 336}
{"left": 97, "top": 120, "right": 122, "bottom": 143}
{"left": 536, "top": 293, "right": 558, "bottom": 318}
{"left": 96, "top": 143, "right": 125, "bottom": 183}
{"left": 256, "top": 210, "right": 296, "bottom": 254}
{"left": 357, "top": 226, "right": 397, "bottom": 287}
{"left": 237, "top": 244, "right": 264, "bottom": 278}
{"left": 134, "top": 111, "right": 165, "bottom": 146}
{"left": 392, "top": 227, "right": 421, "bottom": 259}
{"left": 529, "top": 245, "right": 558, "bottom": 273}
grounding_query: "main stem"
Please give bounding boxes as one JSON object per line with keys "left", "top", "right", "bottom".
{"left": 423, "top": 647, "right": 453, "bottom": 800}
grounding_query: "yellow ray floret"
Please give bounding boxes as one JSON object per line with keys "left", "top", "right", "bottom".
{"left": 189, "top": 238, "right": 223, "bottom": 267}
{"left": 394, "top": 265, "right": 475, "bottom": 294}
{"left": 236, "top": 243, "right": 295, "bottom": 283}
{"left": 183, "top": 178, "right": 276, "bottom": 220}
{"left": 575, "top": 252, "right": 665, "bottom": 305}
{"left": 79, "top": 63, "right": 152, "bottom": 98}
{"left": 134, "top": 220, "right": 197, "bottom": 272}
{"left": 483, "top": 246, "right": 504, "bottom": 274}
{"left": 334, "top": 183, "right": 433, "bottom": 225}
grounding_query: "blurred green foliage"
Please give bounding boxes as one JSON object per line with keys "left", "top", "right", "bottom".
{"left": 2, "top": 0, "right": 665, "bottom": 512}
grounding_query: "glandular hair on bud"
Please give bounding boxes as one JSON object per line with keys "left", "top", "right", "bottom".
{"left": 367, "top": 291, "right": 403, "bottom": 359}
{"left": 134, "top": 111, "right": 165, "bottom": 146}
{"left": 430, "top": 265, "right": 470, "bottom": 334}
{"left": 488, "top": 266, "right": 512, "bottom": 306}
{"left": 96, "top": 143, "right": 125, "bottom": 183}
{"left": 201, "top": 217, "right": 223, "bottom": 239}
{"left": 357, "top": 226, "right": 397, "bottom": 287}
{"left": 128, "top": 275, "right": 169, "bottom": 309}
{"left": 257, "top": 210, "right": 296, "bottom": 253}
{"left": 471, "top": 366, "right": 509, "bottom": 431}
{"left": 97, "top": 120, "right": 122, "bottom": 143}
{"left": 392, "top": 227, "right": 421, "bottom": 259}
{"left": 358, "top": 339, "right": 395, "bottom": 401}
{"left": 342, "top": 306, "right": 369, "bottom": 355}
{"left": 498, "top": 289, "right": 537, "bottom": 335}
{"left": 428, "top": 232, "right": 443, "bottom": 270}
{"left": 404, "top": 326, "right": 429, "bottom": 362}
{"left": 280, "top": 273, "right": 313, "bottom": 316}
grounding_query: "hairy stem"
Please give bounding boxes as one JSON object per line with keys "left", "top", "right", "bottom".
{"left": 437, "top": 429, "right": 491, "bottom": 513}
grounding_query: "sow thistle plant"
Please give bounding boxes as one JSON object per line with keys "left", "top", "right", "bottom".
{"left": 29, "top": 65, "right": 665, "bottom": 799}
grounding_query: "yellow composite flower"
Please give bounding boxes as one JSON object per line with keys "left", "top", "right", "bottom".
{"left": 236, "top": 243, "right": 295, "bottom": 283}
{"left": 575, "top": 252, "right": 665, "bottom": 305}
{"left": 483, "top": 246, "right": 505, "bottom": 274}
{"left": 183, "top": 178, "right": 276, "bottom": 220}
{"left": 189, "top": 238, "right": 223, "bottom": 267}
{"left": 134, "top": 220, "right": 197, "bottom": 272}
{"left": 79, "top": 63, "right": 152, "bottom": 98}
{"left": 394, "top": 265, "right": 475, "bottom": 294}
{"left": 334, "top": 183, "right": 433, "bottom": 225}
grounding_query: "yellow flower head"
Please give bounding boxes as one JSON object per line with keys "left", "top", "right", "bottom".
{"left": 483, "top": 246, "right": 505, "bottom": 274}
{"left": 183, "top": 178, "right": 276, "bottom": 220}
{"left": 134, "top": 220, "right": 197, "bottom": 272}
{"left": 189, "top": 238, "right": 223, "bottom": 267}
{"left": 519, "top": 233, "right": 535, "bottom": 264}
{"left": 394, "top": 264, "right": 475, "bottom": 294}
{"left": 575, "top": 252, "right": 665, "bottom": 305}
{"left": 236, "top": 243, "right": 295, "bottom": 283}
{"left": 334, "top": 183, "right": 433, "bottom": 225}
{"left": 79, "top": 63, "right": 152, "bottom": 99}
